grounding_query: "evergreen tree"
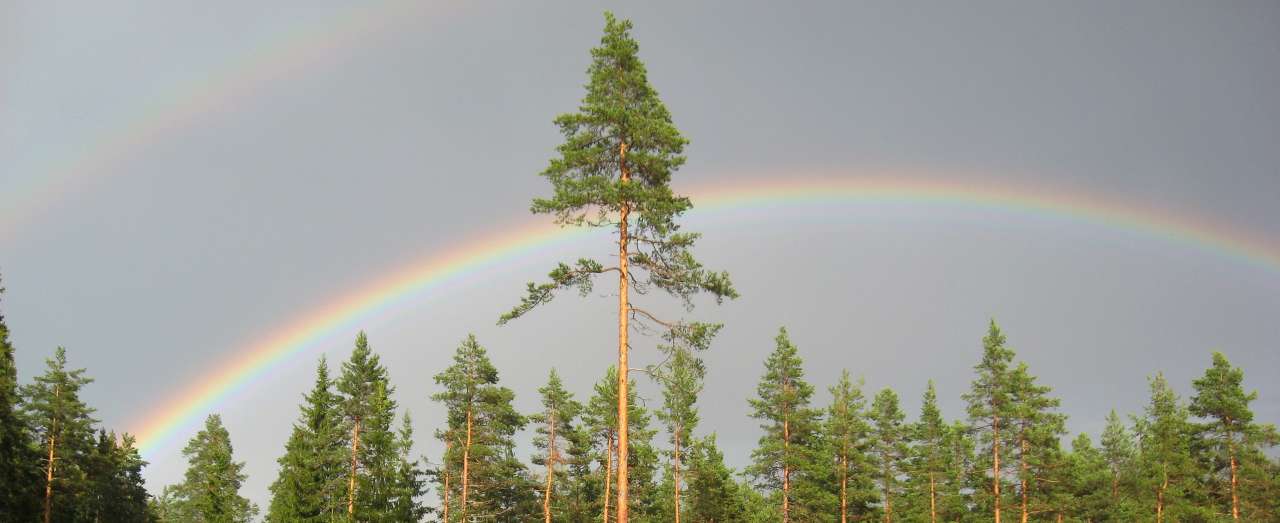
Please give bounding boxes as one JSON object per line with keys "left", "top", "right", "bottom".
{"left": 176, "top": 414, "right": 258, "bottom": 523}
{"left": 1099, "top": 409, "right": 1136, "bottom": 510}
{"left": 355, "top": 379, "right": 406, "bottom": 521}
{"left": 903, "top": 381, "right": 958, "bottom": 523}
{"left": 869, "top": 388, "right": 908, "bottom": 523}
{"left": 685, "top": 434, "right": 748, "bottom": 522}
{"left": 531, "top": 369, "right": 582, "bottom": 523}
{"left": 386, "top": 413, "right": 428, "bottom": 522}
{"left": 747, "top": 327, "right": 824, "bottom": 522}
{"left": 500, "top": 12, "right": 737, "bottom": 522}
{"left": 431, "top": 334, "right": 531, "bottom": 521}
{"left": 335, "top": 331, "right": 391, "bottom": 519}
{"left": 268, "top": 356, "right": 346, "bottom": 522}
{"left": 825, "top": 370, "right": 875, "bottom": 523}
{"left": 0, "top": 276, "right": 38, "bottom": 521}
{"left": 1005, "top": 362, "right": 1066, "bottom": 522}
{"left": 653, "top": 326, "right": 712, "bottom": 523}
{"left": 1135, "top": 373, "right": 1207, "bottom": 522}
{"left": 83, "top": 431, "right": 150, "bottom": 522}
{"left": 961, "top": 320, "right": 1016, "bottom": 523}
{"left": 22, "top": 346, "right": 98, "bottom": 523}
{"left": 1190, "top": 351, "right": 1279, "bottom": 521}
{"left": 1063, "top": 433, "right": 1111, "bottom": 522}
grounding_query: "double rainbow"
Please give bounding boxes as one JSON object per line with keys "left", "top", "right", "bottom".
{"left": 129, "top": 175, "right": 1280, "bottom": 457}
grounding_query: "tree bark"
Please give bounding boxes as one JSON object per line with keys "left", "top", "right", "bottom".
{"left": 43, "top": 385, "right": 58, "bottom": 523}
{"left": 1156, "top": 467, "right": 1167, "bottom": 523}
{"left": 840, "top": 451, "right": 848, "bottom": 523}
{"left": 442, "top": 441, "right": 451, "bottom": 523}
{"left": 348, "top": 419, "right": 361, "bottom": 518}
{"left": 616, "top": 140, "right": 631, "bottom": 523}
{"left": 930, "top": 472, "right": 937, "bottom": 523}
{"left": 462, "top": 407, "right": 473, "bottom": 522}
{"left": 1020, "top": 437, "right": 1029, "bottom": 523}
{"left": 544, "top": 411, "right": 557, "bottom": 523}
{"left": 1229, "top": 432, "right": 1240, "bottom": 521}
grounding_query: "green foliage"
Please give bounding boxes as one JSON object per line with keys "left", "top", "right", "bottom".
{"left": 1190, "top": 351, "right": 1279, "bottom": 520}
{"left": 432, "top": 334, "right": 533, "bottom": 520}
{"left": 961, "top": 320, "right": 1017, "bottom": 515}
{"left": 174, "top": 414, "right": 258, "bottom": 523}
{"left": 1006, "top": 361, "right": 1067, "bottom": 519}
{"left": 684, "top": 434, "right": 750, "bottom": 522}
{"left": 0, "top": 278, "right": 39, "bottom": 521}
{"left": 1134, "top": 373, "right": 1210, "bottom": 521}
{"left": 499, "top": 11, "right": 735, "bottom": 325}
{"left": 746, "top": 327, "right": 828, "bottom": 521}
{"left": 902, "top": 381, "right": 967, "bottom": 523}
{"left": 531, "top": 369, "right": 583, "bottom": 520}
{"left": 869, "top": 387, "right": 909, "bottom": 520}
{"left": 825, "top": 370, "right": 877, "bottom": 520}
{"left": 267, "top": 357, "right": 347, "bottom": 522}
{"left": 22, "top": 346, "right": 99, "bottom": 522}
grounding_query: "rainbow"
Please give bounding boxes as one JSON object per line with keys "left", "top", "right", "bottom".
{"left": 0, "top": 0, "right": 465, "bottom": 243}
{"left": 129, "top": 174, "right": 1280, "bottom": 457}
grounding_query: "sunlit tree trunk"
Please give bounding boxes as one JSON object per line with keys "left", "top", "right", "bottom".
{"left": 616, "top": 140, "right": 631, "bottom": 523}
{"left": 348, "top": 419, "right": 360, "bottom": 518}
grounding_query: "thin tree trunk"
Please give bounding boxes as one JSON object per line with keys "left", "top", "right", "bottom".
{"left": 930, "top": 472, "right": 937, "bottom": 523}
{"left": 840, "top": 451, "right": 848, "bottom": 523}
{"left": 1229, "top": 434, "right": 1240, "bottom": 521}
{"left": 673, "top": 430, "right": 681, "bottom": 523}
{"left": 462, "top": 407, "right": 473, "bottom": 522}
{"left": 616, "top": 139, "right": 631, "bottom": 523}
{"left": 442, "top": 441, "right": 451, "bottom": 523}
{"left": 544, "top": 411, "right": 557, "bottom": 523}
{"left": 43, "top": 433, "right": 55, "bottom": 523}
{"left": 603, "top": 432, "right": 615, "bottom": 523}
{"left": 993, "top": 414, "right": 1002, "bottom": 523}
{"left": 1021, "top": 437, "right": 1029, "bottom": 523}
{"left": 1156, "top": 467, "right": 1167, "bottom": 523}
{"left": 349, "top": 419, "right": 361, "bottom": 519}
{"left": 884, "top": 465, "right": 893, "bottom": 523}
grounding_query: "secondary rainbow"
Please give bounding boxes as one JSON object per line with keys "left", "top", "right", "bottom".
{"left": 130, "top": 175, "right": 1280, "bottom": 457}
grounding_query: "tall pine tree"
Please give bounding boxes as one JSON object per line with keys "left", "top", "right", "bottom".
{"left": 499, "top": 13, "right": 736, "bottom": 522}
{"left": 22, "top": 346, "right": 97, "bottom": 523}
{"left": 868, "top": 388, "right": 908, "bottom": 523}
{"left": 432, "top": 334, "right": 531, "bottom": 521}
{"left": 1135, "top": 373, "right": 1206, "bottom": 522}
{"left": 825, "top": 370, "right": 875, "bottom": 523}
{"left": 747, "top": 327, "right": 824, "bottom": 522}
{"left": 268, "top": 356, "right": 346, "bottom": 522}
{"left": 962, "top": 320, "right": 1016, "bottom": 523}
{"left": 1190, "top": 351, "right": 1278, "bottom": 521}
{"left": 0, "top": 277, "right": 38, "bottom": 521}
{"left": 531, "top": 369, "right": 582, "bottom": 523}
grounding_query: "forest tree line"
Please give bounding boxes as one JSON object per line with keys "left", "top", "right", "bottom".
{"left": 2, "top": 11, "right": 1278, "bottom": 523}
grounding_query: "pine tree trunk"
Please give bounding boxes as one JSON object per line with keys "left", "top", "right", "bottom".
{"left": 442, "top": 441, "right": 451, "bottom": 523}
{"left": 1229, "top": 434, "right": 1240, "bottom": 521}
{"left": 782, "top": 416, "right": 791, "bottom": 523}
{"left": 1020, "top": 437, "right": 1029, "bottom": 523}
{"left": 462, "top": 407, "right": 473, "bottom": 521}
{"left": 545, "top": 411, "right": 557, "bottom": 523}
{"left": 993, "top": 414, "right": 1002, "bottom": 523}
{"left": 673, "top": 430, "right": 681, "bottom": 523}
{"left": 616, "top": 139, "right": 631, "bottom": 523}
{"left": 349, "top": 419, "right": 361, "bottom": 518}
{"left": 884, "top": 464, "right": 893, "bottom": 523}
{"left": 1156, "top": 467, "right": 1167, "bottom": 523}
{"left": 930, "top": 472, "right": 937, "bottom": 523}
{"left": 603, "top": 432, "right": 615, "bottom": 523}
{"left": 43, "top": 433, "right": 55, "bottom": 523}
{"left": 840, "top": 451, "right": 848, "bottom": 523}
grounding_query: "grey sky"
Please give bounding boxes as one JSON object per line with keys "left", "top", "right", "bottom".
{"left": 3, "top": 0, "right": 1278, "bottom": 510}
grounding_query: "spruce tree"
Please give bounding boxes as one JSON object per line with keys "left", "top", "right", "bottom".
{"left": 177, "top": 414, "right": 257, "bottom": 522}
{"left": 268, "top": 356, "right": 346, "bottom": 522}
{"left": 961, "top": 320, "right": 1016, "bottom": 523}
{"left": 386, "top": 413, "right": 428, "bottom": 522}
{"left": 1099, "top": 409, "right": 1136, "bottom": 508}
{"left": 685, "top": 434, "right": 748, "bottom": 522}
{"left": 83, "top": 431, "right": 150, "bottom": 522}
{"left": 431, "top": 334, "right": 530, "bottom": 521}
{"left": 531, "top": 369, "right": 582, "bottom": 523}
{"left": 869, "top": 388, "right": 908, "bottom": 523}
{"left": 825, "top": 370, "right": 875, "bottom": 523}
{"left": 1063, "top": 433, "right": 1112, "bottom": 521}
{"left": 22, "top": 346, "right": 98, "bottom": 523}
{"left": 1190, "top": 351, "right": 1279, "bottom": 521}
{"left": 500, "top": 13, "right": 737, "bottom": 521}
{"left": 747, "top": 327, "right": 823, "bottom": 522}
{"left": 0, "top": 277, "right": 37, "bottom": 521}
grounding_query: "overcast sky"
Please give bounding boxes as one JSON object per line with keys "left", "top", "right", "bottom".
{"left": 3, "top": 0, "right": 1279, "bottom": 510}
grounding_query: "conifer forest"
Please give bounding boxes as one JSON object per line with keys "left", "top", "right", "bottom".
{"left": 2, "top": 11, "right": 1278, "bottom": 523}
